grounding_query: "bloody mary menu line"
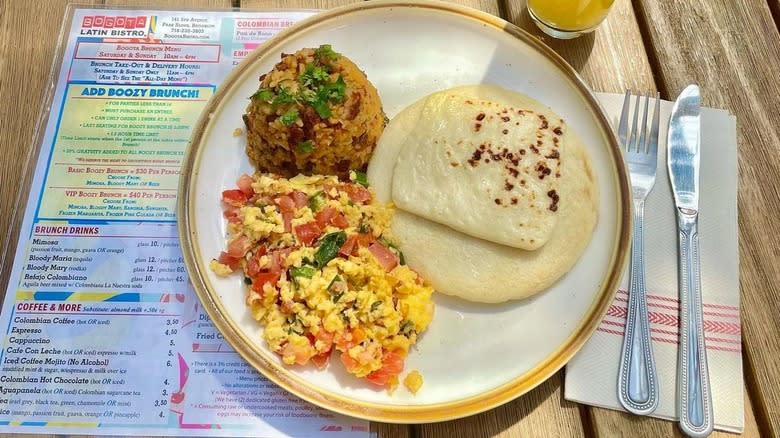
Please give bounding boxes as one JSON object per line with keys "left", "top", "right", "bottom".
{"left": 0, "top": 7, "right": 369, "bottom": 437}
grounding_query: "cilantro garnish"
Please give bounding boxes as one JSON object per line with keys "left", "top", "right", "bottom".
{"left": 299, "top": 63, "right": 330, "bottom": 87}
{"left": 271, "top": 87, "right": 296, "bottom": 108}
{"left": 315, "top": 44, "right": 340, "bottom": 60}
{"left": 351, "top": 170, "right": 369, "bottom": 188}
{"left": 250, "top": 88, "right": 273, "bottom": 102}
{"left": 279, "top": 108, "right": 299, "bottom": 126}
{"left": 297, "top": 140, "right": 314, "bottom": 153}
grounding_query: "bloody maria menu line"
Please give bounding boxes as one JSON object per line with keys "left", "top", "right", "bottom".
{"left": 0, "top": 8, "right": 368, "bottom": 437}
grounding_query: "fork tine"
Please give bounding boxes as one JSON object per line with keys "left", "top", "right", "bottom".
{"left": 628, "top": 92, "right": 640, "bottom": 152}
{"left": 618, "top": 90, "right": 631, "bottom": 148}
{"left": 637, "top": 92, "right": 650, "bottom": 153}
{"left": 647, "top": 92, "right": 661, "bottom": 158}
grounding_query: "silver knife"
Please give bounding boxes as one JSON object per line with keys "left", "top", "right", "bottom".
{"left": 667, "top": 84, "right": 714, "bottom": 437}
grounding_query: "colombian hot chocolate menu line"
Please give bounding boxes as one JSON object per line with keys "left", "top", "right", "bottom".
{"left": 0, "top": 7, "right": 369, "bottom": 437}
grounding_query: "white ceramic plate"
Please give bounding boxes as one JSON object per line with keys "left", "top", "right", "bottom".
{"left": 179, "top": 0, "right": 630, "bottom": 423}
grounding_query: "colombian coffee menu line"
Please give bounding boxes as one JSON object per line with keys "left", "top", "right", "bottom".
{"left": 0, "top": 299, "right": 180, "bottom": 425}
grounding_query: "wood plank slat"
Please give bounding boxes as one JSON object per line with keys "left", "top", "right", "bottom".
{"left": 416, "top": 372, "right": 585, "bottom": 438}
{"left": 502, "top": 0, "right": 656, "bottom": 93}
{"left": 633, "top": 0, "right": 780, "bottom": 436}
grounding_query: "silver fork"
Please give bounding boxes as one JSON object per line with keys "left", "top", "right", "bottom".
{"left": 617, "top": 90, "right": 661, "bottom": 416}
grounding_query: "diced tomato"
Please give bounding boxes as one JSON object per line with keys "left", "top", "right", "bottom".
{"left": 315, "top": 206, "right": 336, "bottom": 228}
{"left": 331, "top": 212, "right": 349, "bottom": 228}
{"left": 281, "top": 211, "right": 293, "bottom": 233}
{"left": 280, "top": 341, "right": 313, "bottom": 366}
{"left": 335, "top": 328, "right": 365, "bottom": 351}
{"left": 342, "top": 183, "right": 372, "bottom": 204}
{"left": 275, "top": 195, "right": 296, "bottom": 212}
{"left": 356, "top": 232, "right": 375, "bottom": 248}
{"left": 315, "top": 329, "right": 334, "bottom": 349}
{"left": 311, "top": 352, "right": 331, "bottom": 370}
{"left": 226, "top": 235, "right": 252, "bottom": 258}
{"left": 245, "top": 246, "right": 267, "bottom": 277}
{"left": 338, "top": 235, "right": 357, "bottom": 257}
{"left": 294, "top": 222, "right": 322, "bottom": 246}
{"left": 368, "top": 242, "right": 398, "bottom": 271}
{"left": 268, "top": 247, "right": 294, "bottom": 273}
{"left": 314, "top": 206, "right": 350, "bottom": 229}
{"left": 223, "top": 206, "right": 242, "bottom": 224}
{"left": 340, "top": 352, "right": 359, "bottom": 372}
{"left": 366, "top": 350, "right": 405, "bottom": 387}
{"left": 217, "top": 251, "right": 240, "bottom": 270}
{"left": 237, "top": 174, "right": 254, "bottom": 195}
{"left": 291, "top": 190, "right": 309, "bottom": 208}
{"left": 251, "top": 271, "right": 280, "bottom": 294}
{"left": 221, "top": 189, "right": 248, "bottom": 207}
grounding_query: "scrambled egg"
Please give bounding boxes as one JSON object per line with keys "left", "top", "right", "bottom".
{"left": 211, "top": 172, "right": 434, "bottom": 391}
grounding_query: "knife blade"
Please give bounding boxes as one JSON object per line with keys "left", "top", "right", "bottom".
{"left": 667, "top": 84, "right": 714, "bottom": 438}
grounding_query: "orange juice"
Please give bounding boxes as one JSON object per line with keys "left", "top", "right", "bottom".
{"left": 528, "top": 0, "right": 615, "bottom": 32}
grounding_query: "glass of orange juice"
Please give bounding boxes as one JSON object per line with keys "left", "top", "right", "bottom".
{"left": 527, "top": 0, "right": 615, "bottom": 39}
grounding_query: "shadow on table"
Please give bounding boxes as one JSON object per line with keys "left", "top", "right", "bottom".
{"left": 507, "top": 6, "right": 597, "bottom": 74}
{"left": 413, "top": 372, "right": 569, "bottom": 437}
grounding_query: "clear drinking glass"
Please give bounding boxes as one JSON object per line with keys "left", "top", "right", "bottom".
{"left": 527, "top": 0, "right": 615, "bottom": 39}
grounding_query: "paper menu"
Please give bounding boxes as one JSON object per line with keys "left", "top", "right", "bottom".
{"left": 0, "top": 7, "right": 369, "bottom": 437}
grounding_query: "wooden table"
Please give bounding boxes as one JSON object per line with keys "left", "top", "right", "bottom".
{"left": 1, "top": 0, "right": 777, "bottom": 436}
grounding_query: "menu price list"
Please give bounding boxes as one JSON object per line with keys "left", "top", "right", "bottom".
{"left": 22, "top": 223, "right": 188, "bottom": 294}
{"left": 0, "top": 300, "right": 180, "bottom": 424}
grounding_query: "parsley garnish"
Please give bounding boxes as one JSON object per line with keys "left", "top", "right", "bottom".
{"left": 308, "top": 190, "right": 325, "bottom": 211}
{"left": 279, "top": 108, "right": 299, "bottom": 125}
{"left": 315, "top": 44, "right": 340, "bottom": 60}
{"left": 322, "top": 75, "right": 346, "bottom": 102}
{"left": 351, "top": 170, "right": 369, "bottom": 187}
{"left": 315, "top": 231, "right": 347, "bottom": 267}
{"left": 370, "top": 301, "right": 382, "bottom": 312}
{"left": 299, "top": 63, "right": 330, "bottom": 87}
{"left": 250, "top": 88, "right": 273, "bottom": 102}
{"left": 290, "top": 265, "right": 316, "bottom": 279}
{"left": 400, "top": 320, "right": 415, "bottom": 335}
{"left": 271, "top": 87, "right": 296, "bottom": 108}
{"left": 297, "top": 140, "right": 314, "bottom": 153}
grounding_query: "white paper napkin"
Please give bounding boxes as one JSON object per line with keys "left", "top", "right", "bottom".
{"left": 564, "top": 92, "right": 742, "bottom": 432}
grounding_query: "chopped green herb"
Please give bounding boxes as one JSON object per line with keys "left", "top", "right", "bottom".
{"left": 358, "top": 223, "right": 370, "bottom": 234}
{"left": 299, "top": 63, "right": 331, "bottom": 87}
{"left": 327, "top": 274, "right": 343, "bottom": 292}
{"left": 279, "top": 108, "right": 299, "bottom": 125}
{"left": 308, "top": 190, "right": 325, "bottom": 211}
{"left": 332, "top": 291, "right": 344, "bottom": 303}
{"left": 290, "top": 265, "right": 316, "bottom": 279}
{"left": 315, "top": 231, "right": 347, "bottom": 268}
{"left": 351, "top": 170, "right": 369, "bottom": 187}
{"left": 244, "top": 277, "right": 252, "bottom": 285}
{"left": 315, "top": 44, "right": 340, "bottom": 60}
{"left": 400, "top": 320, "right": 415, "bottom": 335}
{"left": 297, "top": 140, "right": 314, "bottom": 153}
{"left": 271, "top": 87, "right": 296, "bottom": 108}
{"left": 250, "top": 88, "right": 274, "bottom": 102}
{"left": 370, "top": 301, "right": 382, "bottom": 312}
{"left": 323, "top": 75, "right": 347, "bottom": 102}
{"left": 311, "top": 97, "right": 332, "bottom": 119}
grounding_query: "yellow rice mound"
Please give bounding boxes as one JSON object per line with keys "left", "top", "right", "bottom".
{"left": 243, "top": 45, "right": 386, "bottom": 178}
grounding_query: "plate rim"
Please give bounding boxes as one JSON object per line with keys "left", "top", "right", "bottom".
{"left": 178, "top": 0, "right": 630, "bottom": 423}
